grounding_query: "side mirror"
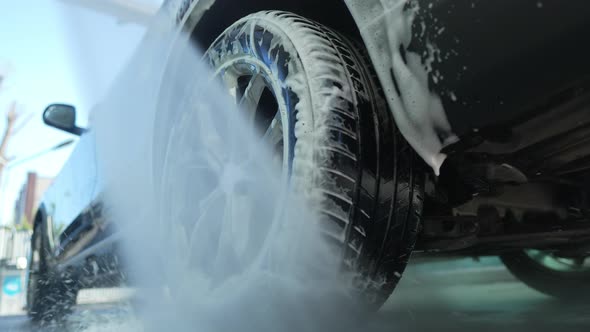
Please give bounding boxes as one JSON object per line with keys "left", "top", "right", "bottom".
{"left": 43, "top": 104, "right": 86, "bottom": 135}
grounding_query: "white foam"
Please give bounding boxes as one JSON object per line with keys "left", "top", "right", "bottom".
{"left": 345, "top": 0, "right": 459, "bottom": 174}
{"left": 92, "top": 15, "right": 365, "bottom": 332}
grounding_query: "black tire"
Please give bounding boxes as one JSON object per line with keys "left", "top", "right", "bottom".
{"left": 501, "top": 251, "right": 590, "bottom": 300}
{"left": 202, "top": 11, "right": 424, "bottom": 308}
{"left": 27, "top": 222, "right": 78, "bottom": 324}
{"left": 156, "top": 10, "right": 424, "bottom": 308}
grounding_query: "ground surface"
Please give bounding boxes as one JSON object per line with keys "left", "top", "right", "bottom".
{"left": 373, "top": 256, "right": 590, "bottom": 331}
{"left": 1, "top": 257, "right": 588, "bottom": 331}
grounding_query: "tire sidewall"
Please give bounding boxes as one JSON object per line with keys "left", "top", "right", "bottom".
{"left": 205, "top": 19, "right": 310, "bottom": 179}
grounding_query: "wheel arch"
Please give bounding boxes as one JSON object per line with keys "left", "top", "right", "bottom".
{"left": 165, "top": 0, "right": 361, "bottom": 49}
{"left": 162, "top": 0, "right": 456, "bottom": 174}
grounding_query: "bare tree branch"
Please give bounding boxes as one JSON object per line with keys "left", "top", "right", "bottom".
{"left": 0, "top": 101, "right": 19, "bottom": 177}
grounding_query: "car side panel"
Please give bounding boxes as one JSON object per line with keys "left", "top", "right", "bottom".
{"left": 412, "top": 0, "right": 590, "bottom": 136}
{"left": 40, "top": 131, "right": 98, "bottom": 260}
{"left": 345, "top": 0, "right": 590, "bottom": 171}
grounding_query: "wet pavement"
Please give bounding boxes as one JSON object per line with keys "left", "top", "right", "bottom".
{"left": 0, "top": 304, "right": 137, "bottom": 332}
{"left": 374, "top": 256, "right": 590, "bottom": 331}
{"left": 1, "top": 257, "right": 588, "bottom": 331}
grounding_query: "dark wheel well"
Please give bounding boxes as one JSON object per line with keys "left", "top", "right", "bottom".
{"left": 185, "top": 0, "right": 361, "bottom": 49}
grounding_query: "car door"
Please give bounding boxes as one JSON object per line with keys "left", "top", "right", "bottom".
{"left": 41, "top": 130, "right": 98, "bottom": 261}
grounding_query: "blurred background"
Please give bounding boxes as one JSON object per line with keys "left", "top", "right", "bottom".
{"left": 0, "top": 0, "right": 162, "bottom": 316}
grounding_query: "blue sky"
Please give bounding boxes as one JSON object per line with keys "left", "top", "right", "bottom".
{"left": 0, "top": 0, "right": 157, "bottom": 224}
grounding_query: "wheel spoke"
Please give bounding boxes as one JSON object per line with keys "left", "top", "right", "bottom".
{"left": 221, "top": 68, "right": 240, "bottom": 103}
{"left": 170, "top": 224, "right": 191, "bottom": 268}
{"left": 238, "top": 73, "right": 266, "bottom": 124}
{"left": 188, "top": 189, "right": 224, "bottom": 261}
{"left": 175, "top": 147, "right": 214, "bottom": 172}
{"left": 197, "top": 104, "right": 225, "bottom": 168}
{"left": 208, "top": 193, "right": 245, "bottom": 274}
{"left": 229, "top": 193, "right": 252, "bottom": 260}
{"left": 262, "top": 110, "right": 283, "bottom": 147}
{"left": 197, "top": 187, "right": 223, "bottom": 216}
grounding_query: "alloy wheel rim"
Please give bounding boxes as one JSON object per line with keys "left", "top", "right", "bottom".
{"left": 215, "top": 59, "right": 287, "bottom": 173}
{"left": 160, "top": 57, "right": 289, "bottom": 280}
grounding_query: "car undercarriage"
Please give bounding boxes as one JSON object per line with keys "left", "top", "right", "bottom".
{"left": 420, "top": 86, "right": 590, "bottom": 257}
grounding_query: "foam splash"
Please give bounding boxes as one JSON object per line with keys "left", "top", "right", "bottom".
{"left": 90, "top": 15, "right": 365, "bottom": 332}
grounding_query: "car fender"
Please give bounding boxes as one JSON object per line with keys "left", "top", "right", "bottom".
{"left": 160, "top": 0, "right": 458, "bottom": 174}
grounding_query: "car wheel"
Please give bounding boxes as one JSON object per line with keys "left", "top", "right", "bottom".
{"left": 501, "top": 249, "right": 590, "bottom": 300}
{"left": 157, "top": 10, "right": 424, "bottom": 309}
{"left": 27, "top": 222, "right": 78, "bottom": 324}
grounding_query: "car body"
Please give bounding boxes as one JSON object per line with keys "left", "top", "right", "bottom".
{"left": 27, "top": 0, "right": 590, "bottom": 319}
